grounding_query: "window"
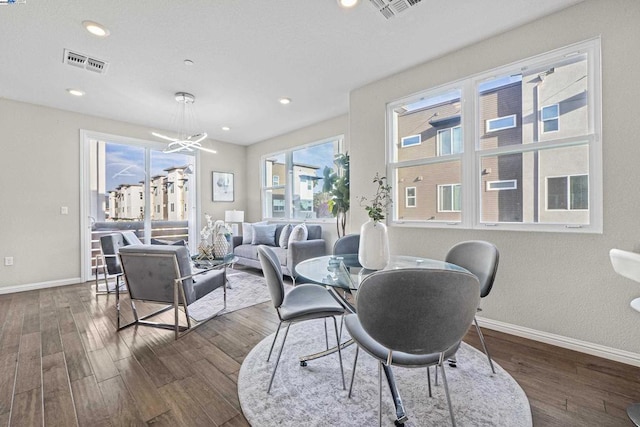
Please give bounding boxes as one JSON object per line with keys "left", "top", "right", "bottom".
{"left": 438, "top": 184, "right": 461, "bottom": 212}
{"left": 437, "top": 126, "right": 462, "bottom": 155}
{"left": 541, "top": 104, "right": 559, "bottom": 133}
{"left": 401, "top": 135, "right": 421, "bottom": 147}
{"left": 486, "top": 115, "right": 516, "bottom": 132}
{"left": 170, "top": 203, "right": 175, "bottom": 212}
{"left": 547, "top": 175, "right": 588, "bottom": 210}
{"left": 406, "top": 187, "right": 416, "bottom": 207}
{"left": 262, "top": 135, "right": 344, "bottom": 220}
{"left": 387, "top": 39, "right": 601, "bottom": 232}
{"left": 486, "top": 180, "right": 517, "bottom": 191}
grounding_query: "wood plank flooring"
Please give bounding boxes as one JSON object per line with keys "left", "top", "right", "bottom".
{"left": 0, "top": 275, "right": 638, "bottom": 426}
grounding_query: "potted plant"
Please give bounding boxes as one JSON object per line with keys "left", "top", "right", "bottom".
{"left": 322, "top": 153, "right": 350, "bottom": 237}
{"left": 358, "top": 173, "right": 392, "bottom": 270}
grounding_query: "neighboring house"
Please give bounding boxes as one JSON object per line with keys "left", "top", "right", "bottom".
{"left": 106, "top": 166, "right": 190, "bottom": 221}
{"left": 395, "top": 55, "right": 588, "bottom": 224}
{"left": 264, "top": 158, "right": 320, "bottom": 219}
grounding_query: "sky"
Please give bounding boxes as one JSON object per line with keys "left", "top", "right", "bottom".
{"left": 105, "top": 143, "right": 192, "bottom": 191}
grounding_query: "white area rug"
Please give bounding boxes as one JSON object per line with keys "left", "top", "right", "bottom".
{"left": 188, "top": 270, "right": 275, "bottom": 321}
{"left": 238, "top": 320, "right": 532, "bottom": 426}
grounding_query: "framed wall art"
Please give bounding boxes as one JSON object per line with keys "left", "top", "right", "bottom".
{"left": 213, "top": 171, "right": 234, "bottom": 202}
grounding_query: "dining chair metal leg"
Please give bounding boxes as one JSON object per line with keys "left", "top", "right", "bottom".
{"left": 378, "top": 361, "right": 383, "bottom": 427}
{"left": 474, "top": 316, "right": 496, "bottom": 374}
{"left": 324, "top": 318, "right": 329, "bottom": 350}
{"left": 267, "top": 322, "right": 291, "bottom": 393}
{"left": 332, "top": 316, "right": 346, "bottom": 390}
{"left": 439, "top": 354, "right": 456, "bottom": 427}
{"left": 267, "top": 321, "right": 283, "bottom": 362}
{"left": 348, "top": 346, "right": 360, "bottom": 398}
{"left": 427, "top": 366, "right": 432, "bottom": 397}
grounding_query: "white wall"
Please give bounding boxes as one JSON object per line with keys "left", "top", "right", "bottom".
{"left": 0, "top": 98, "right": 245, "bottom": 290}
{"left": 349, "top": 0, "right": 640, "bottom": 356}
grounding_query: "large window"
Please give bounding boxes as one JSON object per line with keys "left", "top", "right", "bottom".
{"left": 388, "top": 39, "right": 601, "bottom": 232}
{"left": 262, "top": 136, "right": 344, "bottom": 220}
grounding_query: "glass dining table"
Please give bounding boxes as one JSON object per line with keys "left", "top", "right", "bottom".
{"left": 295, "top": 253, "right": 468, "bottom": 425}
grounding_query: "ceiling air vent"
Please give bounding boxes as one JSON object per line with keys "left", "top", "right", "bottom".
{"left": 63, "top": 49, "right": 109, "bottom": 74}
{"left": 369, "top": 0, "right": 422, "bottom": 19}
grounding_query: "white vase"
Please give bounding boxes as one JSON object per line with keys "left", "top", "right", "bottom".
{"left": 358, "top": 219, "right": 390, "bottom": 270}
{"left": 213, "top": 233, "right": 229, "bottom": 258}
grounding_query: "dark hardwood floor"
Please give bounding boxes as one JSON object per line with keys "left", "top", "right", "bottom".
{"left": 0, "top": 275, "right": 637, "bottom": 426}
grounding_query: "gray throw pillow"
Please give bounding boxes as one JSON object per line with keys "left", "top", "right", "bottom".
{"left": 252, "top": 224, "right": 278, "bottom": 246}
{"left": 279, "top": 224, "right": 293, "bottom": 249}
{"left": 288, "top": 223, "right": 308, "bottom": 246}
{"left": 242, "top": 221, "right": 267, "bottom": 244}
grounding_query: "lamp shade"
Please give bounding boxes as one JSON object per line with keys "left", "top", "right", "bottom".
{"left": 225, "top": 210, "right": 245, "bottom": 223}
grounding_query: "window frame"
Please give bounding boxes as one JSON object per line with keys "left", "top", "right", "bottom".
{"left": 401, "top": 134, "right": 422, "bottom": 148}
{"left": 437, "top": 125, "right": 462, "bottom": 156}
{"left": 546, "top": 174, "right": 589, "bottom": 211}
{"left": 486, "top": 114, "right": 517, "bottom": 132}
{"left": 541, "top": 104, "right": 560, "bottom": 133}
{"left": 405, "top": 186, "right": 417, "bottom": 208}
{"left": 437, "top": 184, "right": 461, "bottom": 213}
{"left": 386, "top": 38, "right": 602, "bottom": 233}
{"left": 486, "top": 179, "right": 518, "bottom": 191}
{"left": 261, "top": 135, "right": 344, "bottom": 222}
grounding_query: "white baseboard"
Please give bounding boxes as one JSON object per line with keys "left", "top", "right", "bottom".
{"left": 477, "top": 315, "right": 640, "bottom": 367}
{"left": 0, "top": 277, "right": 82, "bottom": 295}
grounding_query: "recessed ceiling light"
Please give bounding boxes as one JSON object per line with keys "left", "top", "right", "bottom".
{"left": 83, "top": 20, "right": 110, "bottom": 37}
{"left": 222, "top": 126, "right": 230, "bottom": 131}
{"left": 184, "top": 59, "right": 194, "bottom": 66}
{"left": 279, "top": 97, "right": 291, "bottom": 105}
{"left": 67, "top": 88, "right": 85, "bottom": 97}
{"left": 338, "top": 0, "right": 358, "bottom": 8}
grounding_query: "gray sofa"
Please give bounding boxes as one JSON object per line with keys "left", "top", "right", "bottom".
{"left": 231, "top": 224, "right": 326, "bottom": 281}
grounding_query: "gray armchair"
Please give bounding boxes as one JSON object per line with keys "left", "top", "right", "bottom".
{"left": 118, "top": 244, "right": 226, "bottom": 339}
{"left": 97, "top": 233, "right": 128, "bottom": 295}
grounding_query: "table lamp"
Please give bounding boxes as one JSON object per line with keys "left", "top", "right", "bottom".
{"left": 225, "top": 210, "right": 245, "bottom": 236}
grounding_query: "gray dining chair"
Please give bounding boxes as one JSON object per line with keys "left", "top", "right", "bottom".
{"left": 257, "top": 245, "right": 347, "bottom": 393}
{"left": 345, "top": 268, "right": 480, "bottom": 426}
{"left": 445, "top": 240, "right": 500, "bottom": 373}
{"left": 333, "top": 234, "right": 360, "bottom": 256}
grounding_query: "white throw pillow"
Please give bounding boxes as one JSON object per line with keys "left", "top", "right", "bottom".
{"left": 288, "top": 223, "right": 308, "bottom": 247}
{"left": 279, "top": 224, "right": 293, "bottom": 249}
{"left": 242, "top": 221, "right": 267, "bottom": 244}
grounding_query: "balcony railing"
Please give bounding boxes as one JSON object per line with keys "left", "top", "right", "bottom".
{"left": 91, "top": 220, "right": 189, "bottom": 279}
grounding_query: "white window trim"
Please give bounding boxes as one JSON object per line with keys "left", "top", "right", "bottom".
{"left": 545, "top": 174, "right": 589, "bottom": 211}
{"left": 541, "top": 104, "right": 560, "bottom": 134}
{"left": 386, "top": 38, "right": 602, "bottom": 233}
{"left": 437, "top": 184, "right": 461, "bottom": 213}
{"left": 486, "top": 179, "right": 518, "bottom": 191}
{"left": 486, "top": 114, "right": 517, "bottom": 132}
{"left": 401, "top": 134, "right": 421, "bottom": 147}
{"left": 437, "top": 126, "right": 462, "bottom": 156}
{"left": 405, "top": 187, "right": 417, "bottom": 208}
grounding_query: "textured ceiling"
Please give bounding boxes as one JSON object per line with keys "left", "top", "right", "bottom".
{"left": 0, "top": 0, "right": 582, "bottom": 145}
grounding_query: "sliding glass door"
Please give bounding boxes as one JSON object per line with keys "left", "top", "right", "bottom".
{"left": 81, "top": 131, "right": 198, "bottom": 282}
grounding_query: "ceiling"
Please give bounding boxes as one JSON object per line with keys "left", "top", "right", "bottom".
{"left": 0, "top": 0, "right": 582, "bottom": 146}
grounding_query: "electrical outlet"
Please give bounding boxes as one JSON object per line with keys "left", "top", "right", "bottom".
{"left": 61, "top": 206, "right": 69, "bottom": 215}
{"left": 4, "top": 257, "right": 14, "bottom": 266}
